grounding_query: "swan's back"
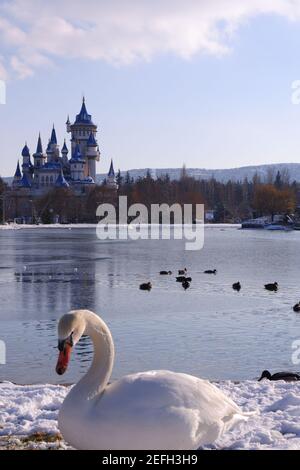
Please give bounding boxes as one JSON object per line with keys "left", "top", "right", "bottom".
{"left": 62, "top": 370, "right": 246, "bottom": 450}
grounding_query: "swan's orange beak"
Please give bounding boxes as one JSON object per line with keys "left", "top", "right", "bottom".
{"left": 56, "top": 342, "right": 72, "bottom": 375}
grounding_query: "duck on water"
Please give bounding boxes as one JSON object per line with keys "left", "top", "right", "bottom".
{"left": 258, "top": 370, "right": 300, "bottom": 382}
{"left": 264, "top": 282, "right": 278, "bottom": 292}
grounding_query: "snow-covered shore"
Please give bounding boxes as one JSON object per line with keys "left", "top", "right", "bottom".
{"left": 1, "top": 380, "right": 300, "bottom": 450}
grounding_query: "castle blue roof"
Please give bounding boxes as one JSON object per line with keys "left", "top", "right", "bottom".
{"left": 87, "top": 132, "right": 97, "bottom": 146}
{"left": 21, "top": 143, "right": 30, "bottom": 157}
{"left": 75, "top": 98, "right": 94, "bottom": 125}
{"left": 19, "top": 172, "right": 31, "bottom": 188}
{"left": 14, "top": 161, "right": 21, "bottom": 178}
{"left": 50, "top": 126, "right": 57, "bottom": 145}
{"left": 62, "top": 139, "right": 68, "bottom": 153}
{"left": 108, "top": 159, "right": 115, "bottom": 177}
{"left": 55, "top": 171, "right": 69, "bottom": 188}
{"left": 35, "top": 133, "right": 43, "bottom": 154}
{"left": 70, "top": 143, "right": 84, "bottom": 163}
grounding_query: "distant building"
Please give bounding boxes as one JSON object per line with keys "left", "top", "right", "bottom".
{"left": 11, "top": 98, "right": 100, "bottom": 195}
{"left": 6, "top": 98, "right": 118, "bottom": 222}
{"left": 106, "top": 159, "right": 118, "bottom": 190}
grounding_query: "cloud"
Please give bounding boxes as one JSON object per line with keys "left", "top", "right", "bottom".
{"left": 10, "top": 56, "right": 33, "bottom": 79}
{"left": 1, "top": 0, "right": 300, "bottom": 79}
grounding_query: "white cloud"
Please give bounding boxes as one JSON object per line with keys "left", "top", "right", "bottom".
{"left": 0, "top": 0, "right": 300, "bottom": 79}
{"left": 10, "top": 56, "right": 33, "bottom": 79}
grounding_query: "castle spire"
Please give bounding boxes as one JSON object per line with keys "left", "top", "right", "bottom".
{"left": 108, "top": 159, "right": 115, "bottom": 177}
{"left": 87, "top": 131, "right": 97, "bottom": 147}
{"left": 75, "top": 97, "right": 92, "bottom": 124}
{"left": 14, "top": 161, "right": 21, "bottom": 178}
{"left": 50, "top": 125, "right": 57, "bottom": 145}
{"left": 106, "top": 159, "right": 118, "bottom": 190}
{"left": 21, "top": 142, "right": 30, "bottom": 157}
{"left": 36, "top": 133, "right": 43, "bottom": 154}
{"left": 61, "top": 139, "right": 68, "bottom": 154}
{"left": 55, "top": 169, "right": 69, "bottom": 188}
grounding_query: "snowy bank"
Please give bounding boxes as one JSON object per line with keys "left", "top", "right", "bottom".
{"left": 1, "top": 380, "right": 300, "bottom": 450}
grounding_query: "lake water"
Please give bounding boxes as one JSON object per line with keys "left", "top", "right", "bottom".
{"left": 0, "top": 225, "right": 300, "bottom": 384}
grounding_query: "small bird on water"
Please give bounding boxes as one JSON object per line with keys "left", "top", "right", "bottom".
{"left": 204, "top": 269, "right": 217, "bottom": 274}
{"left": 264, "top": 282, "right": 278, "bottom": 292}
{"left": 258, "top": 370, "right": 300, "bottom": 382}
{"left": 293, "top": 302, "right": 300, "bottom": 312}
{"left": 182, "top": 280, "right": 190, "bottom": 290}
{"left": 178, "top": 268, "right": 187, "bottom": 275}
{"left": 160, "top": 271, "right": 172, "bottom": 275}
{"left": 139, "top": 282, "right": 152, "bottom": 291}
{"left": 232, "top": 282, "right": 241, "bottom": 291}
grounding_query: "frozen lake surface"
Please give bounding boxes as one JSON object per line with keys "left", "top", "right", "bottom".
{"left": 0, "top": 225, "right": 300, "bottom": 384}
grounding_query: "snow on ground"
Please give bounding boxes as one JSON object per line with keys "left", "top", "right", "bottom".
{"left": 0, "top": 382, "right": 69, "bottom": 449}
{"left": 1, "top": 379, "right": 300, "bottom": 450}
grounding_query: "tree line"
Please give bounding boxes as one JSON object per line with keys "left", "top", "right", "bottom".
{"left": 1, "top": 166, "right": 298, "bottom": 223}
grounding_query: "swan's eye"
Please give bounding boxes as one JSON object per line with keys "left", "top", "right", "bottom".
{"left": 58, "top": 332, "right": 74, "bottom": 351}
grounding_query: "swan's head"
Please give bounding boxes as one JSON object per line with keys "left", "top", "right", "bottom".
{"left": 56, "top": 311, "right": 86, "bottom": 375}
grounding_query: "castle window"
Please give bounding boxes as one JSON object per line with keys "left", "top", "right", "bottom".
{"left": 46, "top": 176, "right": 49, "bottom": 185}
{"left": 50, "top": 176, "right": 53, "bottom": 183}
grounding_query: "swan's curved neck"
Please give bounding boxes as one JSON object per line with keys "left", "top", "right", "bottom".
{"left": 74, "top": 312, "right": 115, "bottom": 401}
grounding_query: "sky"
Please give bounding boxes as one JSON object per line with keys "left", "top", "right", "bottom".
{"left": 1, "top": 0, "right": 300, "bottom": 177}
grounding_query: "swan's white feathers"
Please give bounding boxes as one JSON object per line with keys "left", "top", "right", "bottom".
{"left": 57, "top": 311, "right": 248, "bottom": 450}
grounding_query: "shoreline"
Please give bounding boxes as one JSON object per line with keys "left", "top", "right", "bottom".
{"left": 0, "top": 223, "right": 241, "bottom": 230}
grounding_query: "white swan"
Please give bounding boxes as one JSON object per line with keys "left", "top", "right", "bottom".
{"left": 56, "top": 310, "right": 249, "bottom": 450}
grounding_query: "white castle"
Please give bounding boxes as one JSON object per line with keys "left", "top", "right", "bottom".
{"left": 11, "top": 98, "right": 117, "bottom": 194}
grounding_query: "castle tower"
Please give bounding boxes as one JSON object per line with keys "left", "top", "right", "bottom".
{"left": 86, "top": 131, "right": 98, "bottom": 181}
{"left": 12, "top": 161, "right": 22, "bottom": 188}
{"left": 21, "top": 143, "right": 33, "bottom": 182}
{"left": 33, "top": 133, "right": 46, "bottom": 169}
{"left": 47, "top": 125, "right": 60, "bottom": 162}
{"left": 61, "top": 139, "right": 69, "bottom": 164}
{"left": 70, "top": 143, "right": 85, "bottom": 181}
{"left": 66, "top": 115, "right": 71, "bottom": 133}
{"left": 106, "top": 159, "right": 118, "bottom": 190}
{"left": 66, "top": 97, "right": 100, "bottom": 180}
